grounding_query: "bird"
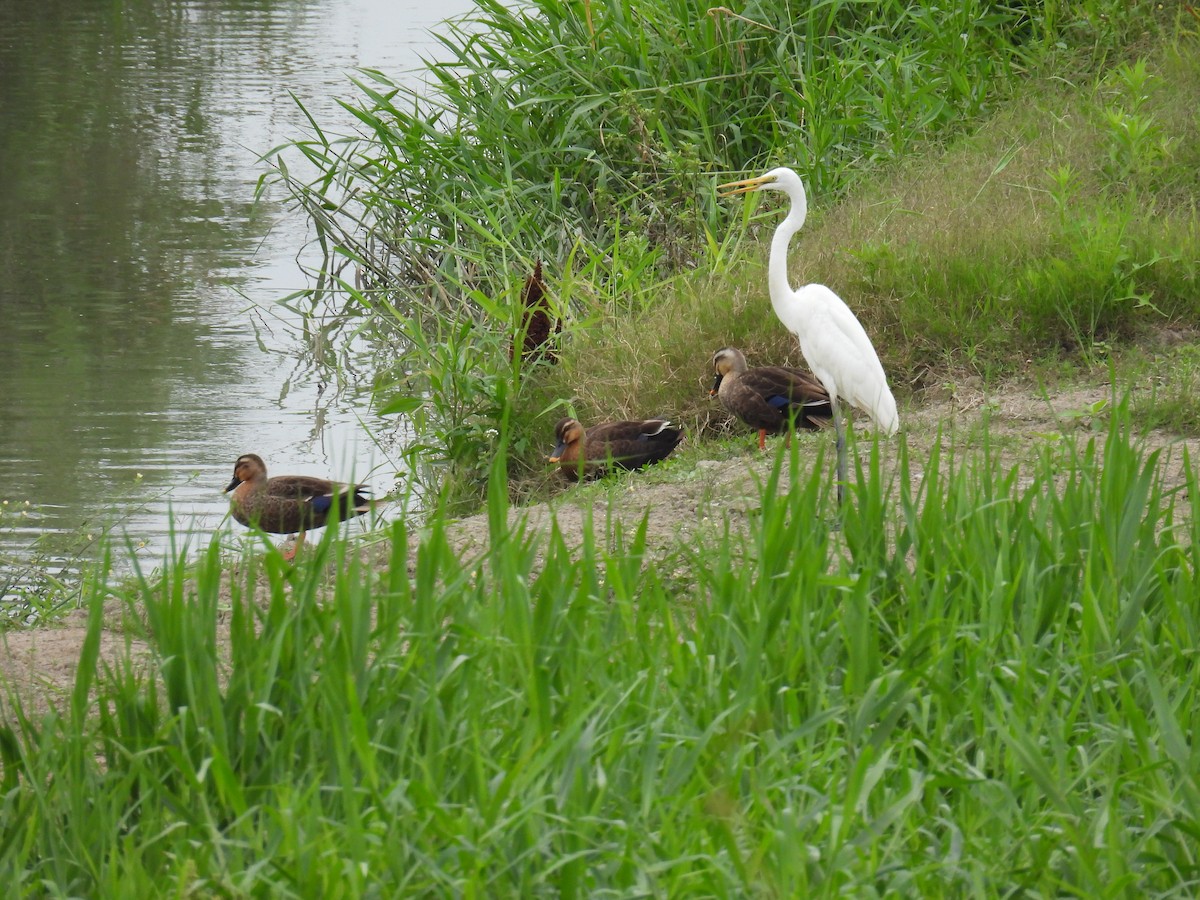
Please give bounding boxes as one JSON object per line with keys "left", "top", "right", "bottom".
{"left": 718, "top": 166, "right": 899, "bottom": 504}
{"left": 224, "top": 453, "right": 372, "bottom": 559}
{"left": 510, "top": 259, "right": 559, "bottom": 365}
{"left": 710, "top": 346, "right": 833, "bottom": 450}
{"left": 548, "top": 417, "right": 685, "bottom": 481}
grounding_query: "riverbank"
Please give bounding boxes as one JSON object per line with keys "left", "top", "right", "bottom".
{"left": 6, "top": 355, "right": 1197, "bottom": 715}
{"left": 6, "top": 360, "right": 1200, "bottom": 893}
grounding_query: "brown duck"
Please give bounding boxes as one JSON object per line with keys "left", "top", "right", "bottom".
{"left": 711, "top": 347, "right": 832, "bottom": 450}
{"left": 224, "top": 453, "right": 372, "bottom": 558}
{"left": 511, "top": 259, "right": 559, "bottom": 365}
{"left": 549, "top": 417, "right": 684, "bottom": 481}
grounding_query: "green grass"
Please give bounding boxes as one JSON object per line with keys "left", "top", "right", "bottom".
{"left": 548, "top": 31, "right": 1200, "bottom": 442}
{"left": 270, "top": 0, "right": 1200, "bottom": 508}
{"left": 4, "top": 400, "right": 1200, "bottom": 894}
{"left": 269, "top": 0, "right": 1056, "bottom": 304}
{"left": 6, "top": 2, "right": 1200, "bottom": 894}
{"left": 1123, "top": 341, "right": 1200, "bottom": 433}
{"left": 329, "top": 3, "right": 1200, "bottom": 508}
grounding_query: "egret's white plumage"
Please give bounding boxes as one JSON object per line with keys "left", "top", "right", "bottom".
{"left": 718, "top": 166, "right": 898, "bottom": 502}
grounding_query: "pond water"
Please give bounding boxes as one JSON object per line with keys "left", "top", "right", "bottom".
{"left": 0, "top": 0, "right": 477, "bottom": 601}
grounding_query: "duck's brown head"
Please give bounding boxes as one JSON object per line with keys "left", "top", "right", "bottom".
{"left": 548, "top": 418, "right": 585, "bottom": 463}
{"left": 225, "top": 453, "right": 268, "bottom": 493}
{"left": 711, "top": 347, "right": 749, "bottom": 395}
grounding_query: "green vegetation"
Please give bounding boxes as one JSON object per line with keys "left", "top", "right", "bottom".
{"left": 266, "top": 0, "right": 1197, "bottom": 508}
{"left": 547, "top": 31, "right": 1200, "bottom": 457}
{"left": 4, "top": 406, "right": 1200, "bottom": 894}
{"left": 5, "top": 0, "right": 1200, "bottom": 894}
{"left": 275, "top": 0, "right": 1047, "bottom": 295}
{"left": 1129, "top": 342, "right": 1200, "bottom": 433}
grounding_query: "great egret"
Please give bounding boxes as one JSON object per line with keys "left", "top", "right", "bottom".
{"left": 224, "top": 453, "right": 372, "bottom": 559}
{"left": 549, "top": 417, "right": 685, "bottom": 481}
{"left": 718, "top": 167, "right": 898, "bottom": 504}
{"left": 710, "top": 346, "right": 832, "bottom": 450}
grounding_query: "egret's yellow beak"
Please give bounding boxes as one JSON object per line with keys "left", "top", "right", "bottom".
{"left": 717, "top": 173, "right": 775, "bottom": 198}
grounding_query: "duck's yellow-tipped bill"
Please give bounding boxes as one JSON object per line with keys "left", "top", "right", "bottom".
{"left": 717, "top": 173, "right": 776, "bottom": 198}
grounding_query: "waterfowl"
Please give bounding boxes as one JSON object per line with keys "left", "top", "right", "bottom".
{"left": 511, "top": 259, "right": 559, "bottom": 364}
{"left": 718, "top": 167, "right": 898, "bottom": 504}
{"left": 548, "top": 417, "right": 684, "bottom": 481}
{"left": 224, "top": 453, "right": 372, "bottom": 559}
{"left": 711, "top": 347, "right": 832, "bottom": 450}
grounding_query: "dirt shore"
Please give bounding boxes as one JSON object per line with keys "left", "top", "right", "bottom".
{"left": 4, "top": 376, "right": 1195, "bottom": 718}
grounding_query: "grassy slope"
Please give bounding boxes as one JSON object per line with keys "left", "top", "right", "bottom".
{"left": 518, "top": 30, "right": 1200, "bottom": 468}
{"left": 4, "top": 10, "right": 1200, "bottom": 900}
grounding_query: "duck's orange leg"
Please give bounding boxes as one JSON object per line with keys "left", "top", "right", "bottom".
{"left": 281, "top": 532, "right": 305, "bottom": 562}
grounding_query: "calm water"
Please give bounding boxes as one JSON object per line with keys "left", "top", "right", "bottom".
{"left": 0, "top": 0, "right": 477, "bottom": 597}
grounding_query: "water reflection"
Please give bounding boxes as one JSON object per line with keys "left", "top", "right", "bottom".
{"left": 0, "top": 0, "right": 476, "bottom": 596}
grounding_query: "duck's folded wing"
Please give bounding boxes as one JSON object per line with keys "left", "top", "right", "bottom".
{"left": 745, "top": 367, "right": 829, "bottom": 403}
{"left": 267, "top": 476, "right": 369, "bottom": 507}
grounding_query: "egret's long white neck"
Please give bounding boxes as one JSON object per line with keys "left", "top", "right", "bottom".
{"left": 768, "top": 184, "right": 808, "bottom": 317}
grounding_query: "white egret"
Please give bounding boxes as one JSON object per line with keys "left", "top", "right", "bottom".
{"left": 717, "top": 166, "right": 898, "bottom": 504}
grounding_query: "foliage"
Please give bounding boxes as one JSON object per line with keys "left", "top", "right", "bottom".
{"left": 5, "top": 401, "right": 1200, "bottom": 894}
{"left": 1127, "top": 342, "right": 1200, "bottom": 435}
{"left": 5, "top": 5, "right": 1200, "bottom": 891}
{"left": 542, "top": 32, "right": 1200, "bottom": 453}
{"left": 270, "top": 0, "right": 1055, "bottom": 303}
{"left": 836, "top": 36, "right": 1200, "bottom": 377}
{"left": 266, "top": 0, "right": 1188, "bottom": 506}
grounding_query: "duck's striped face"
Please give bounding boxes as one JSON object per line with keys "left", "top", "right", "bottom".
{"left": 711, "top": 348, "right": 748, "bottom": 394}
{"left": 225, "top": 454, "right": 267, "bottom": 493}
{"left": 548, "top": 418, "right": 585, "bottom": 463}
{"left": 712, "top": 347, "right": 746, "bottom": 377}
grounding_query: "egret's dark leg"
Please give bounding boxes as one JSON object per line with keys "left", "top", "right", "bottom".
{"left": 829, "top": 397, "right": 846, "bottom": 506}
